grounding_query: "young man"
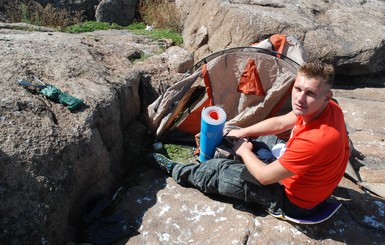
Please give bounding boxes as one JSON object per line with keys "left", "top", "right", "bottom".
{"left": 148, "top": 61, "right": 350, "bottom": 217}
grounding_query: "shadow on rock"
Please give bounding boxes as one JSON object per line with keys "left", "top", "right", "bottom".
{"left": 110, "top": 168, "right": 168, "bottom": 244}
{"left": 282, "top": 186, "right": 385, "bottom": 244}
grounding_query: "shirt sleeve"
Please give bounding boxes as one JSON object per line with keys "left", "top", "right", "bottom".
{"left": 278, "top": 132, "right": 320, "bottom": 176}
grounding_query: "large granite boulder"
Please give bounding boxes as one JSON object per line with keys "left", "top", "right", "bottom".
{"left": 18, "top": 0, "right": 100, "bottom": 20}
{"left": 176, "top": 0, "right": 385, "bottom": 79}
{"left": 95, "top": 0, "right": 137, "bottom": 26}
{"left": 0, "top": 23, "right": 191, "bottom": 245}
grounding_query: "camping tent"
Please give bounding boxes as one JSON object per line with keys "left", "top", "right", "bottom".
{"left": 148, "top": 34, "right": 307, "bottom": 143}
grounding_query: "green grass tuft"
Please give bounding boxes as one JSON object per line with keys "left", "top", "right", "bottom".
{"left": 164, "top": 144, "right": 196, "bottom": 163}
{"left": 128, "top": 28, "right": 183, "bottom": 46}
{"left": 65, "top": 21, "right": 122, "bottom": 33}
{"left": 64, "top": 21, "right": 183, "bottom": 46}
{"left": 126, "top": 22, "right": 147, "bottom": 30}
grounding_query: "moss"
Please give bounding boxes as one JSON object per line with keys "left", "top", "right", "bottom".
{"left": 164, "top": 144, "right": 197, "bottom": 163}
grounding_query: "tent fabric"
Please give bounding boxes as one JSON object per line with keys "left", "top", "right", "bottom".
{"left": 176, "top": 95, "right": 211, "bottom": 135}
{"left": 250, "top": 35, "right": 308, "bottom": 66}
{"left": 237, "top": 58, "right": 266, "bottom": 96}
{"left": 202, "top": 64, "right": 214, "bottom": 106}
{"left": 148, "top": 35, "right": 307, "bottom": 142}
{"left": 269, "top": 34, "right": 287, "bottom": 55}
{"left": 147, "top": 71, "right": 202, "bottom": 135}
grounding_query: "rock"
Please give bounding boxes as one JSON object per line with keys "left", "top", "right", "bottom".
{"left": 333, "top": 86, "right": 385, "bottom": 166}
{"left": 132, "top": 45, "right": 194, "bottom": 112}
{"left": 95, "top": 0, "right": 137, "bottom": 26}
{"left": 110, "top": 170, "right": 385, "bottom": 244}
{"left": 0, "top": 12, "right": 7, "bottom": 23}
{"left": 176, "top": 0, "right": 385, "bottom": 78}
{"left": 165, "top": 46, "right": 194, "bottom": 73}
{"left": 0, "top": 25, "right": 187, "bottom": 244}
{"left": 17, "top": 0, "right": 135, "bottom": 24}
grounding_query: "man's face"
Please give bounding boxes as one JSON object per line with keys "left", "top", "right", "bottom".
{"left": 291, "top": 73, "right": 332, "bottom": 123}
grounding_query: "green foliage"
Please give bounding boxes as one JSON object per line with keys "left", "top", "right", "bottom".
{"left": 20, "top": 3, "right": 30, "bottom": 23}
{"left": 130, "top": 28, "right": 183, "bottom": 46}
{"left": 148, "top": 29, "right": 183, "bottom": 46}
{"left": 65, "top": 21, "right": 183, "bottom": 46}
{"left": 65, "top": 21, "right": 122, "bottom": 33}
{"left": 164, "top": 144, "right": 196, "bottom": 163}
{"left": 126, "top": 22, "right": 147, "bottom": 30}
{"left": 129, "top": 52, "right": 153, "bottom": 64}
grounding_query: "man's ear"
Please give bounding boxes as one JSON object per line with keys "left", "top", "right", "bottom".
{"left": 325, "top": 90, "right": 333, "bottom": 101}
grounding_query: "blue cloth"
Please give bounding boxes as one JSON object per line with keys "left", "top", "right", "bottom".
{"left": 251, "top": 141, "right": 276, "bottom": 163}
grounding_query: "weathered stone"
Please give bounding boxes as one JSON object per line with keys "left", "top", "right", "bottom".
{"left": 0, "top": 25, "right": 186, "bottom": 245}
{"left": 164, "top": 46, "right": 194, "bottom": 73}
{"left": 0, "top": 12, "right": 7, "bottom": 22}
{"left": 95, "top": 0, "right": 136, "bottom": 26}
{"left": 110, "top": 170, "right": 385, "bottom": 245}
{"left": 333, "top": 87, "right": 385, "bottom": 163}
{"left": 176, "top": 0, "right": 385, "bottom": 78}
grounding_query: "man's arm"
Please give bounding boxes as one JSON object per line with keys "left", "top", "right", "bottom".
{"left": 233, "top": 139, "right": 294, "bottom": 185}
{"left": 227, "top": 111, "right": 297, "bottom": 139}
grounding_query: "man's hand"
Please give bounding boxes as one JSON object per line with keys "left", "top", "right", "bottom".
{"left": 226, "top": 128, "right": 244, "bottom": 139}
{"left": 232, "top": 138, "right": 253, "bottom": 157}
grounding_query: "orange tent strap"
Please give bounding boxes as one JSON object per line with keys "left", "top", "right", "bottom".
{"left": 202, "top": 64, "right": 214, "bottom": 106}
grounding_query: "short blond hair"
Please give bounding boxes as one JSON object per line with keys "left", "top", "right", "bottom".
{"left": 298, "top": 61, "right": 335, "bottom": 88}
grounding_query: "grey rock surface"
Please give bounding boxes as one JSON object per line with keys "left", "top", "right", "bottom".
{"left": 0, "top": 25, "right": 188, "bottom": 244}
{"left": 95, "top": 0, "right": 137, "bottom": 26}
{"left": 112, "top": 171, "right": 385, "bottom": 245}
{"left": 177, "top": 0, "right": 385, "bottom": 78}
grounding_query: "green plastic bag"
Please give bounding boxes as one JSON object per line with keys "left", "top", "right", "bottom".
{"left": 39, "top": 85, "right": 84, "bottom": 111}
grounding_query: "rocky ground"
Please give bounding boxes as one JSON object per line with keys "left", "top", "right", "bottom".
{"left": 104, "top": 85, "right": 385, "bottom": 245}
{"left": 110, "top": 172, "right": 385, "bottom": 245}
